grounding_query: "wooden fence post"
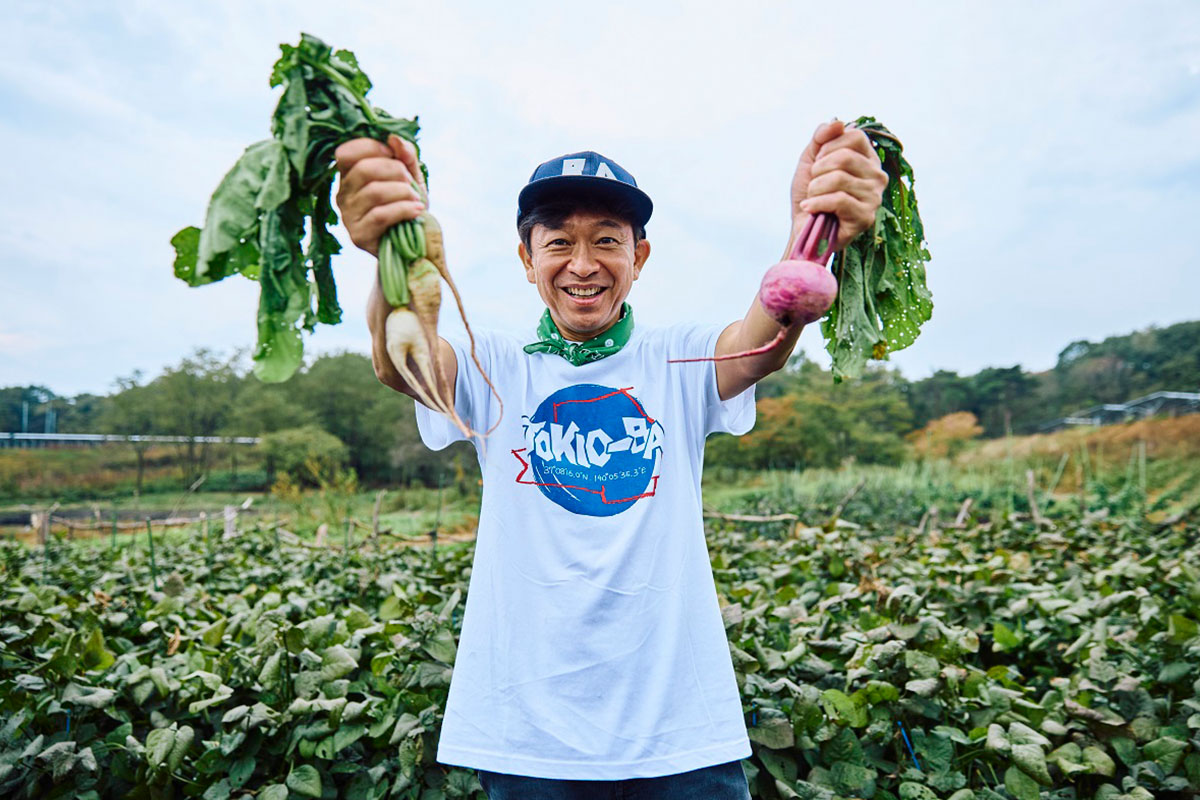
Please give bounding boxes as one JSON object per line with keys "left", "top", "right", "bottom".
{"left": 372, "top": 490, "right": 385, "bottom": 549}
{"left": 145, "top": 519, "right": 159, "bottom": 591}
{"left": 223, "top": 506, "right": 237, "bottom": 540}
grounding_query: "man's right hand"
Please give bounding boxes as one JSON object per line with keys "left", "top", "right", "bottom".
{"left": 334, "top": 135, "right": 428, "bottom": 257}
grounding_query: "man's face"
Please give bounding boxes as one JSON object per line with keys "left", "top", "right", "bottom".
{"left": 519, "top": 210, "right": 651, "bottom": 341}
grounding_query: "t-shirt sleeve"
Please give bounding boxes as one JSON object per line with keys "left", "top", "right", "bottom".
{"left": 675, "top": 323, "right": 757, "bottom": 437}
{"left": 414, "top": 335, "right": 494, "bottom": 451}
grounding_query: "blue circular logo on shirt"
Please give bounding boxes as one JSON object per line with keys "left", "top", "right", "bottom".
{"left": 520, "top": 384, "right": 664, "bottom": 517}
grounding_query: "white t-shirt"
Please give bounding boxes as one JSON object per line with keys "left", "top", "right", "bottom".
{"left": 414, "top": 321, "right": 756, "bottom": 780}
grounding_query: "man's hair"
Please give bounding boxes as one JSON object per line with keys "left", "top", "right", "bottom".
{"left": 517, "top": 189, "right": 647, "bottom": 252}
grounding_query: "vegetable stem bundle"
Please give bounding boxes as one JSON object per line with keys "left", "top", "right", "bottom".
{"left": 170, "top": 33, "right": 500, "bottom": 435}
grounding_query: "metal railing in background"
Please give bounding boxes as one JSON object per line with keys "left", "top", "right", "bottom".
{"left": 0, "top": 432, "right": 261, "bottom": 448}
{"left": 1037, "top": 390, "right": 1200, "bottom": 433}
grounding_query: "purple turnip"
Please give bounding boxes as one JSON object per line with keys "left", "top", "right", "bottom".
{"left": 670, "top": 213, "right": 840, "bottom": 363}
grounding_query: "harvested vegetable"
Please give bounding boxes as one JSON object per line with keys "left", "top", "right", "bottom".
{"left": 170, "top": 33, "right": 499, "bottom": 435}
{"left": 667, "top": 118, "right": 929, "bottom": 378}
{"left": 384, "top": 307, "right": 446, "bottom": 416}
{"left": 164, "top": 37, "right": 453, "bottom": 400}
{"left": 823, "top": 117, "right": 932, "bottom": 381}
{"left": 668, "top": 213, "right": 839, "bottom": 364}
{"left": 412, "top": 210, "right": 503, "bottom": 437}
{"left": 171, "top": 34, "right": 420, "bottom": 382}
{"left": 759, "top": 213, "right": 839, "bottom": 326}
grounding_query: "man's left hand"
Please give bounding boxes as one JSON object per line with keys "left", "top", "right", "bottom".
{"left": 790, "top": 119, "right": 888, "bottom": 249}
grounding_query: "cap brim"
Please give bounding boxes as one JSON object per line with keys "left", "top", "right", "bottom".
{"left": 518, "top": 175, "right": 653, "bottom": 228}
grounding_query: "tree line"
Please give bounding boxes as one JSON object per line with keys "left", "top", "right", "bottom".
{"left": 0, "top": 350, "right": 471, "bottom": 494}
{"left": 706, "top": 319, "right": 1199, "bottom": 471}
{"left": 2, "top": 319, "right": 1197, "bottom": 483}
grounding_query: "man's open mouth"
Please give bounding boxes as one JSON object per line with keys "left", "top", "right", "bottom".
{"left": 562, "top": 286, "right": 606, "bottom": 298}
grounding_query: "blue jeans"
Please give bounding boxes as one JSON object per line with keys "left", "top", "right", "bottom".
{"left": 476, "top": 760, "right": 751, "bottom": 800}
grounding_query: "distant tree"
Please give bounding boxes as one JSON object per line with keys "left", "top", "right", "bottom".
{"left": 1055, "top": 340, "right": 1092, "bottom": 370}
{"left": 57, "top": 393, "right": 108, "bottom": 433}
{"left": 753, "top": 353, "right": 809, "bottom": 398}
{"left": 261, "top": 425, "right": 349, "bottom": 486}
{"left": 286, "top": 351, "right": 463, "bottom": 485}
{"left": 971, "top": 366, "right": 1037, "bottom": 437}
{"left": 906, "top": 370, "right": 974, "bottom": 428}
{"left": 154, "top": 349, "right": 240, "bottom": 483}
{"left": 223, "top": 382, "right": 317, "bottom": 436}
{"left": 1153, "top": 321, "right": 1200, "bottom": 389}
{"left": 99, "top": 373, "right": 158, "bottom": 496}
{"left": 287, "top": 353, "right": 396, "bottom": 480}
{"left": 1050, "top": 320, "right": 1200, "bottom": 413}
{"left": 0, "top": 386, "right": 56, "bottom": 432}
{"left": 708, "top": 362, "right": 911, "bottom": 470}
{"left": 1061, "top": 354, "right": 1134, "bottom": 406}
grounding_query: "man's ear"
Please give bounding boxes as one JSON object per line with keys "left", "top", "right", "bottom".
{"left": 518, "top": 242, "right": 535, "bottom": 284}
{"left": 632, "top": 238, "right": 651, "bottom": 279}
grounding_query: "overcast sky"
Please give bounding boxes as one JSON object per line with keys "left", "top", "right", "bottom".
{"left": 2, "top": 0, "right": 1198, "bottom": 397}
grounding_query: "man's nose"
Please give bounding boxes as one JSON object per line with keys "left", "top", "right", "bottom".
{"left": 567, "top": 247, "right": 600, "bottom": 276}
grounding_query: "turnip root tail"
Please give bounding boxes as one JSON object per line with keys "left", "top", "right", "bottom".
{"left": 667, "top": 327, "right": 789, "bottom": 364}
{"left": 421, "top": 213, "right": 504, "bottom": 438}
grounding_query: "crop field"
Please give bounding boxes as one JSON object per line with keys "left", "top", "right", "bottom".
{"left": 1, "top": 456, "right": 1198, "bottom": 800}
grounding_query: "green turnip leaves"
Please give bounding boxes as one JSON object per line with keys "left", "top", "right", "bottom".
{"left": 822, "top": 118, "right": 933, "bottom": 382}
{"left": 172, "top": 33, "right": 420, "bottom": 382}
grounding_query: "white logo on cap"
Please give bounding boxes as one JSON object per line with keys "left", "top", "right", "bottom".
{"left": 560, "top": 158, "right": 587, "bottom": 176}
{"left": 595, "top": 161, "right": 617, "bottom": 180}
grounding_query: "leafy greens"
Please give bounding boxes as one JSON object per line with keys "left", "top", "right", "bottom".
{"left": 821, "top": 117, "right": 933, "bottom": 382}
{"left": 172, "top": 33, "right": 425, "bottom": 382}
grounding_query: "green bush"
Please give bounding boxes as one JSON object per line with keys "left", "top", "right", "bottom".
{"left": 261, "top": 425, "right": 349, "bottom": 486}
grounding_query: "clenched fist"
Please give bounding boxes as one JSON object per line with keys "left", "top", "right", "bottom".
{"left": 790, "top": 119, "right": 888, "bottom": 249}
{"left": 334, "top": 134, "right": 428, "bottom": 257}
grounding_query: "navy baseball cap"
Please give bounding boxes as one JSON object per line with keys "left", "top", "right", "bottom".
{"left": 517, "top": 151, "right": 653, "bottom": 228}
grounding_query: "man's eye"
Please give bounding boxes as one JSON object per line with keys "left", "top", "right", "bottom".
{"left": 597, "top": 237, "right": 618, "bottom": 245}
{"left": 546, "top": 238, "right": 569, "bottom": 247}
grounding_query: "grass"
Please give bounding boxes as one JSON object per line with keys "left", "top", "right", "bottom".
{"left": 0, "top": 443, "right": 267, "bottom": 503}
{"left": 702, "top": 418, "right": 1200, "bottom": 529}
{"left": 7, "top": 414, "right": 1198, "bottom": 547}
{"left": 3, "top": 481, "right": 484, "bottom": 550}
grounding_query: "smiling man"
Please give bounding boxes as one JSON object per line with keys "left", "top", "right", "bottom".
{"left": 334, "top": 122, "right": 886, "bottom": 799}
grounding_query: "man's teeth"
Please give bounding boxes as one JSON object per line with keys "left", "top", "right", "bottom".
{"left": 564, "top": 287, "right": 604, "bottom": 297}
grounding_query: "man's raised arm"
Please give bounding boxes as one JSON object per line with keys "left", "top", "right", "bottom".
{"left": 715, "top": 120, "right": 888, "bottom": 400}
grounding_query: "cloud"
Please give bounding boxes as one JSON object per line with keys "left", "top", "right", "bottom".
{"left": 1, "top": 0, "right": 1198, "bottom": 396}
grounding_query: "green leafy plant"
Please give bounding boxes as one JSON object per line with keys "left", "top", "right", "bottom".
{"left": 171, "top": 33, "right": 426, "bottom": 383}
{"left": 822, "top": 117, "right": 933, "bottom": 382}
{"left": 0, "top": 523, "right": 481, "bottom": 799}
{"left": 3, "top": 476, "right": 1198, "bottom": 799}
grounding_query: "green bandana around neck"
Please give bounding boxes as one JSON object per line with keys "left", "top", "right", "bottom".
{"left": 523, "top": 303, "right": 634, "bottom": 366}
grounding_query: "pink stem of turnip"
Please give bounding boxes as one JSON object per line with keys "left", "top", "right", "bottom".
{"left": 788, "top": 214, "right": 818, "bottom": 261}
{"left": 800, "top": 213, "right": 839, "bottom": 265}
{"left": 821, "top": 217, "right": 839, "bottom": 264}
{"left": 802, "top": 214, "right": 825, "bottom": 261}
